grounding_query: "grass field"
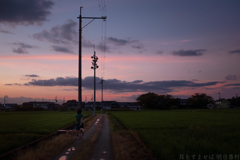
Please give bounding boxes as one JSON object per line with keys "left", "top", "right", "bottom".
{"left": 0, "top": 111, "right": 91, "bottom": 155}
{"left": 110, "top": 109, "right": 240, "bottom": 160}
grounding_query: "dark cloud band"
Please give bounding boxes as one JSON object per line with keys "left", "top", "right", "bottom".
{"left": 7, "top": 76, "right": 222, "bottom": 93}
{"left": 25, "top": 74, "right": 39, "bottom": 77}
{"left": 229, "top": 50, "right": 240, "bottom": 54}
{"left": 33, "top": 19, "right": 77, "bottom": 44}
{"left": 0, "top": 29, "right": 14, "bottom": 34}
{"left": 0, "top": 0, "right": 54, "bottom": 25}
{"left": 11, "top": 42, "right": 36, "bottom": 54}
{"left": 172, "top": 49, "right": 206, "bottom": 56}
{"left": 52, "top": 45, "right": 74, "bottom": 54}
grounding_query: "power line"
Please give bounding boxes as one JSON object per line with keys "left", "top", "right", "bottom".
{"left": 100, "top": 14, "right": 107, "bottom": 102}
{"left": 98, "top": 0, "right": 106, "bottom": 17}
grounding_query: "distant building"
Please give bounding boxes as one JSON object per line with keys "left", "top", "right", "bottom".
{"left": 4, "top": 103, "right": 18, "bottom": 107}
{"left": 64, "top": 101, "right": 142, "bottom": 111}
{"left": 101, "top": 101, "right": 117, "bottom": 109}
{"left": 52, "top": 104, "right": 62, "bottom": 110}
{"left": 215, "top": 99, "right": 230, "bottom": 109}
{"left": 85, "top": 102, "right": 93, "bottom": 111}
{"left": 33, "top": 102, "right": 49, "bottom": 109}
{"left": 22, "top": 101, "right": 55, "bottom": 109}
{"left": 66, "top": 100, "right": 85, "bottom": 110}
{"left": 66, "top": 100, "right": 78, "bottom": 109}
{"left": 3, "top": 103, "right": 18, "bottom": 110}
{"left": 178, "top": 99, "right": 189, "bottom": 109}
{"left": 118, "top": 102, "right": 128, "bottom": 108}
{"left": 0, "top": 103, "right": 5, "bottom": 111}
{"left": 179, "top": 99, "right": 188, "bottom": 106}
{"left": 126, "top": 102, "right": 141, "bottom": 110}
{"left": 85, "top": 102, "right": 102, "bottom": 110}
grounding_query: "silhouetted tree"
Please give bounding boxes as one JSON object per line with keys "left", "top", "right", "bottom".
{"left": 136, "top": 92, "right": 179, "bottom": 110}
{"left": 187, "top": 93, "right": 214, "bottom": 108}
{"left": 66, "top": 100, "right": 77, "bottom": 103}
{"left": 158, "top": 94, "right": 180, "bottom": 109}
{"left": 136, "top": 92, "right": 159, "bottom": 109}
{"left": 227, "top": 96, "right": 240, "bottom": 107}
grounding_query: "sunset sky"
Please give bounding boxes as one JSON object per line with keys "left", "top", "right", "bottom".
{"left": 0, "top": 0, "right": 240, "bottom": 104}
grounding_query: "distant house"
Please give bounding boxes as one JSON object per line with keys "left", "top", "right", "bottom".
{"left": 0, "top": 104, "right": 5, "bottom": 111}
{"left": 179, "top": 99, "right": 188, "bottom": 106}
{"left": 4, "top": 103, "right": 18, "bottom": 107}
{"left": 117, "top": 102, "right": 141, "bottom": 110}
{"left": 215, "top": 99, "right": 230, "bottom": 109}
{"left": 33, "top": 102, "right": 49, "bottom": 109}
{"left": 101, "top": 101, "right": 117, "bottom": 109}
{"left": 66, "top": 100, "right": 85, "bottom": 110}
{"left": 66, "top": 101, "right": 78, "bottom": 109}
{"left": 23, "top": 101, "right": 56, "bottom": 109}
{"left": 3, "top": 103, "right": 18, "bottom": 110}
{"left": 85, "top": 102, "right": 93, "bottom": 111}
{"left": 127, "top": 105, "right": 141, "bottom": 110}
{"left": 53, "top": 104, "right": 62, "bottom": 110}
{"left": 125, "top": 102, "right": 141, "bottom": 110}
{"left": 118, "top": 102, "right": 128, "bottom": 108}
{"left": 176, "top": 99, "right": 189, "bottom": 109}
{"left": 86, "top": 102, "right": 104, "bottom": 110}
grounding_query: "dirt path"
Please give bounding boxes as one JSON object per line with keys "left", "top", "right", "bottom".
{"left": 53, "top": 114, "right": 112, "bottom": 160}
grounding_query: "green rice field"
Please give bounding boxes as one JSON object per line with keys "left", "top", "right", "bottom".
{"left": 110, "top": 109, "right": 240, "bottom": 160}
{"left": 0, "top": 111, "right": 91, "bottom": 155}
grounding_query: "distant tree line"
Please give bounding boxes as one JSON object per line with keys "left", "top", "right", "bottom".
{"left": 136, "top": 92, "right": 215, "bottom": 110}
{"left": 13, "top": 105, "right": 45, "bottom": 111}
{"left": 136, "top": 92, "right": 179, "bottom": 110}
{"left": 227, "top": 96, "right": 240, "bottom": 107}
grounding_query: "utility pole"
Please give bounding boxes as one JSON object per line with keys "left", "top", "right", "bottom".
{"left": 236, "top": 93, "right": 238, "bottom": 107}
{"left": 63, "top": 98, "right": 65, "bottom": 105}
{"left": 4, "top": 96, "right": 6, "bottom": 105}
{"left": 77, "top": 7, "right": 106, "bottom": 109}
{"left": 100, "top": 79, "right": 104, "bottom": 102}
{"left": 91, "top": 51, "right": 98, "bottom": 116}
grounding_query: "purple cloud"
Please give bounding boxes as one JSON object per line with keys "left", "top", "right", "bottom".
{"left": 173, "top": 49, "right": 206, "bottom": 56}
{"left": 0, "top": 0, "right": 54, "bottom": 25}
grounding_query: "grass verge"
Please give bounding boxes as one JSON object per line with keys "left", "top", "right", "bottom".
{"left": 108, "top": 113, "right": 157, "bottom": 160}
{"left": 0, "top": 133, "right": 40, "bottom": 155}
{"left": 15, "top": 133, "right": 76, "bottom": 160}
{"left": 0, "top": 111, "right": 92, "bottom": 155}
{"left": 13, "top": 114, "right": 98, "bottom": 160}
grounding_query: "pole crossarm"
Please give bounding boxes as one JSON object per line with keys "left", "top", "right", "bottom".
{"left": 81, "top": 16, "right": 107, "bottom": 19}
{"left": 79, "top": 17, "right": 107, "bottom": 29}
